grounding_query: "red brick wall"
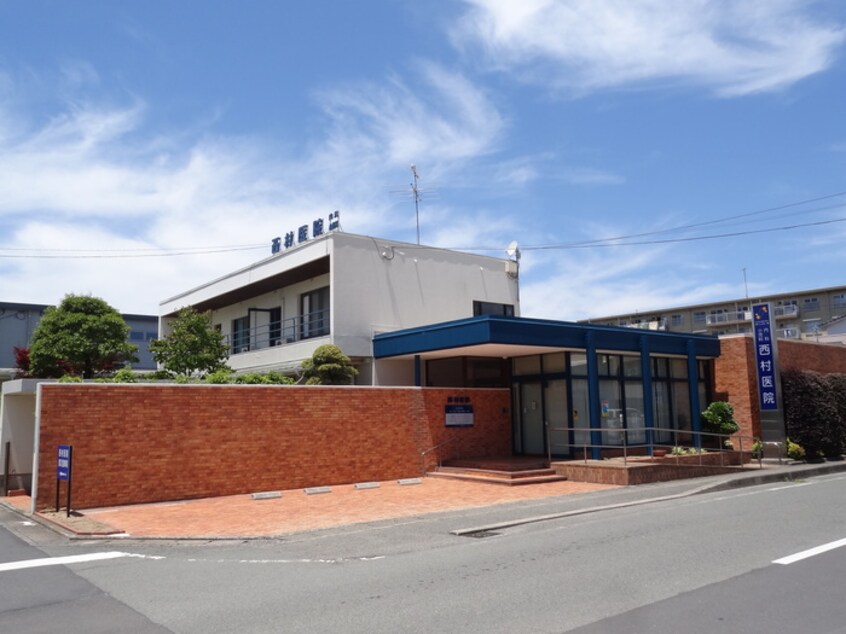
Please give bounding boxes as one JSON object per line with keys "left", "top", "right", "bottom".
{"left": 36, "top": 384, "right": 511, "bottom": 510}
{"left": 715, "top": 335, "right": 846, "bottom": 439}
{"left": 714, "top": 337, "right": 759, "bottom": 441}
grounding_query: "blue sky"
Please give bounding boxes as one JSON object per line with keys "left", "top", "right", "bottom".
{"left": 1, "top": 1, "right": 845, "bottom": 320}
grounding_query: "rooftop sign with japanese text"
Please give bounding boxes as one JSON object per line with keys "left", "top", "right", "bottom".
{"left": 271, "top": 211, "right": 340, "bottom": 254}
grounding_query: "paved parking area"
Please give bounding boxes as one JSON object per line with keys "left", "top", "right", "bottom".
{"left": 4, "top": 478, "right": 616, "bottom": 538}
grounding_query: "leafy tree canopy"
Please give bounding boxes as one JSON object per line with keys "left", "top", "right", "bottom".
{"left": 300, "top": 344, "right": 358, "bottom": 385}
{"left": 28, "top": 294, "right": 138, "bottom": 379}
{"left": 149, "top": 307, "right": 230, "bottom": 377}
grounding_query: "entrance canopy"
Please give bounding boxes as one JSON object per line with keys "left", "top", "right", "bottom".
{"left": 373, "top": 315, "right": 720, "bottom": 361}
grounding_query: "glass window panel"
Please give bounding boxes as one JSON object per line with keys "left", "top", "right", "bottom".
{"left": 624, "top": 382, "right": 646, "bottom": 444}
{"left": 599, "top": 379, "right": 623, "bottom": 445}
{"left": 570, "top": 353, "right": 588, "bottom": 375}
{"left": 670, "top": 358, "right": 688, "bottom": 379}
{"left": 672, "top": 382, "right": 692, "bottom": 442}
{"left": 545, "top": 380, "right": 569, "bottom": 456}
{"left": 623, "top": 355, "right": 641, "bottom": 378}
{"left": 571, "top": 379, "right": 590, "bottom": 449}
{"left": 513, "top": 355, "right": 541, "bottom": 376}
{"left": 653, "top": 357, "right": 669, "bottom": 378}
{"left": 652, "top": 382, "right": 673, "bottom": 444}
{"left": 598, "top": 354, "right": 620, "bottom": 376}
{"left": 543, "top": 353, "right": 566, "bottom": 373}
{"left": 426, "top": 358, "right": 464, "bottom": 387}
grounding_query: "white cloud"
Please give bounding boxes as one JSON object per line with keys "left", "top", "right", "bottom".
{"left": 454, "top": 0, "right": 846, "bottom": 96}
{"left": 0, "top": 63, "right": 509, "bottom": 314}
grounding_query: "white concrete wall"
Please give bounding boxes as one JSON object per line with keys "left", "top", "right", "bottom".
{"left": 372, "top": 358, "right": 416, "bottom": 386}
{"left": 0, "top": 380, "right": 39, "bottom": 492}
{"left": 330, "top": 233, "right": 519, "bottom": 359}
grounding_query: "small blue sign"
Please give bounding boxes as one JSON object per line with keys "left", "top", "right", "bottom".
{"left": 57, "top": 444, "right": 72, "bottom": 481}
{"left": 752, "top": 303, "right": 779, "bottom": 411}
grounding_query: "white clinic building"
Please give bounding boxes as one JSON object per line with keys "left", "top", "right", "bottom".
{"left": 159, "top": 227, "right": 521, "bottom": 385}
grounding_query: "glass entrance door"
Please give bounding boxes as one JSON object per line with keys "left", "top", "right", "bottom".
{"left": 520, "top": 382, "right": 545, "bottom": 455}
{"left": 545, "top": 380, "right": 570, "bottom": 456}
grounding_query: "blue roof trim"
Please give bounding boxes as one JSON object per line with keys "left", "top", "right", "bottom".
{"left": 373, "top": 315, "right": 720, "bottom": 359}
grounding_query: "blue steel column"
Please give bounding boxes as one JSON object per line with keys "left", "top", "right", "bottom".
{"left": 586, "top": 331, "right": 602, "bottom": 460}
{"left": 414, "top": 355, "right": 421, "bottom": 387}
{"left": 687, "top": 340, "right": 701, "bottom": 448}
{"left": 640, "top": 336, "right": 654, "bottom": 455}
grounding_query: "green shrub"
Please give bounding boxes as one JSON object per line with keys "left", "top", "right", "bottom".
{"left": 145, "top": 369, "right": 175, "bottom": 381}
{"left": 701, "top": 401, "right": 739, "bottom": 435}
{"left": 786, "top": 438, "right": 806, "bottom": 461}
{"left": 264, "top": 371, "right": 295, "bottom": 385}
{"left": 204, "top": 368, "right": 234, "bottom": 384}
{"left": 58, "top": 374, "right": 82, "bottom": 383}
{"left": 233, "top": 372, "right": 271, "bottom": 384}
{"left": 112, "top": 367, "right": 139, "bottom": 383}
{"left": 782, "top": 370, "right": 834, "bottom": 460}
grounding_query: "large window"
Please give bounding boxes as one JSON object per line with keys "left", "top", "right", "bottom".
{"left": 232, "top": 316, "right": 250, "bottom": 353}
{"left": 269, "top": 307, "right": 282, "bottom": 346}
{"left": 300, "top": 286, "right": 329, "bottom": 339}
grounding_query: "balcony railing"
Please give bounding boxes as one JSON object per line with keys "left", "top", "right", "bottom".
{"left": 773, "top": 304, "right": 799, "bottom": 319}
{"left": 704, "top": 304, "right": 799, "bottom": 327}
{"left": 705, "top": 311, "right": 750, "bottom": 325}
{"left": 623, "top": 318, "right": 667, "bottom": 331}
{"left": 225, "top": 308, "right": 330, "bottom": 355}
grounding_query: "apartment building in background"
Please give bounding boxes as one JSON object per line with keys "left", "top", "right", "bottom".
{"left": 585, "top": 285, "right": 846, "bottom": 344}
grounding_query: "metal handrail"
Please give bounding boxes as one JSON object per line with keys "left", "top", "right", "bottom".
{"left": 224, "top": 308, "right": 330, "bottom": 355}
{"left": 420, "top": 436, "right": 461, "bottom": 474}
{"left": 544, "top": 424, "right": 761, "bottom": 469}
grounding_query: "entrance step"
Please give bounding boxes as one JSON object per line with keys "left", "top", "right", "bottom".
{"left": 428, "top": 465, "right": 568, "bottom": 486}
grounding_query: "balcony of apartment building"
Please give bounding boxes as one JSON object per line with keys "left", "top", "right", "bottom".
{"left": 704, "top": 304, "right": 800, "bottom": 328}
{"left": 225, "top": 307, "right": 330, "bottom": 356}
{"left": 623, "top": 317, "right": 668, "bottom": 331}
{"left": 705, "top": 310, "right": 751, "bottom": 326}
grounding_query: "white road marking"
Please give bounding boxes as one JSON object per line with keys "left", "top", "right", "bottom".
{"left": 767, "top": 482, "right": 812, "bottom": 492}
{"left": 773, "top": 538, "right": 846, "bottom": 565}
{"left": 0, "top": 551, "right": 163, "bottom": 573}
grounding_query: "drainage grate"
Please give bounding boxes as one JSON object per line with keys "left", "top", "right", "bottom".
{"left": 462, "top": 530, "right": 501, "bottom": 539}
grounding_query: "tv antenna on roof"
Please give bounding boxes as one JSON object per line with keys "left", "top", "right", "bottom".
{"left": 390, "top": 165, "right": 438, "bottom": 245}
{"left": 410, "top": 164, "right": 421, "bottom": 245}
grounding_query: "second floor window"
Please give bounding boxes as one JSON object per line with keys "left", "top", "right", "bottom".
{"left": 301, "top": 287, "right": 329, "bottom": 339}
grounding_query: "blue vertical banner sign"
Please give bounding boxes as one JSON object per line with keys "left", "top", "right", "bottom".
{"left": 752, "top": 303, "right": 779, "bottom": 411}
{"left": 57, "top": 444, "right": 72, "bottom": 480}
{"left": 56, "top": 444, "right": 73, "bottom": 517}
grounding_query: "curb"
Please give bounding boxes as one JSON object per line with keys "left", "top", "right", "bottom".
{"left": 450, "top": 462, "right": 846, "bottom": 536}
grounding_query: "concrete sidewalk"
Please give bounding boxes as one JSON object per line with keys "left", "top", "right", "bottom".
{"left": 3, "top": 460, "right": 844, "bottom": 540}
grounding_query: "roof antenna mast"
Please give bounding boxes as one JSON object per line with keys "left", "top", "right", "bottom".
{"left": 410, "top": 164, "right": 421, "bottom": 245}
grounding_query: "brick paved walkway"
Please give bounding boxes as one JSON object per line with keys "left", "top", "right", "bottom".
{"left": 4, "top": 477, "right": 616, "bottom": 538}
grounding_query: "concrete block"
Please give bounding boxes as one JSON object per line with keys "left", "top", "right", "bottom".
{"left": 304, "top": 486, "right": 332, "bottom": 495}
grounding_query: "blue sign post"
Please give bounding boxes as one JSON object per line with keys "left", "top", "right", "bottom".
{"left": 56, "top": 444, "right": 73, "bottom": 517}
{"left": 752, "top": 304, "right": 778, "bottom": 411}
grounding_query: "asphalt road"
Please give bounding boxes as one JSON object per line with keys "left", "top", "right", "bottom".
{"left": 2, "top": 472, "right": 845, "bottom": 633}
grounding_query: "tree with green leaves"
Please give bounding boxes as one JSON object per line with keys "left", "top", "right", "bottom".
{"left": 149, "top": 307, "right": 230, "bottom": 377}
{"left": 29, "top": 294, "right": 138, "bottom": 379}
{"left": 300, "top": 344, "right": 358, "bottom": 385}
